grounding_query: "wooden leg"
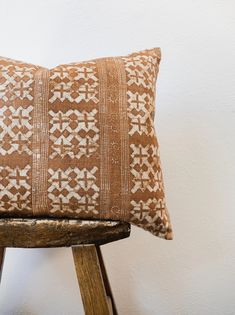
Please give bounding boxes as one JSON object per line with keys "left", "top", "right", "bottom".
{"left": 0, "top": 247, "right": 6, "bottom": 283}
{"left": 72, "top": 245, "right": 111, "bottom": 315}
{"left": 96, "top": 245, "right": 118, "bottom": 315}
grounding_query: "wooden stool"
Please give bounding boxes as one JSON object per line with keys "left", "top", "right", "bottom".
{"left": 0, "top": 218, "right": 130, "bottom": 315}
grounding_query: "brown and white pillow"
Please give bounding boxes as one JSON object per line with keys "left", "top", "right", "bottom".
{"left": 0, "top": 48, "right": 173, "bottom": 239}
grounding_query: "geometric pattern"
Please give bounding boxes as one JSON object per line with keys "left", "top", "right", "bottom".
{"left": 49, "top": 63, "right": 99, "bottom": 104}
{"left": 48, "top": 167, "right": 99, "bottom": 214}
{"left": 131, "top": 198, "right": 165, "bottom": 221}
{"left": 0, "top": 105, "right": 33, "bottom": 155}
{"left": 0, "top": 65, "right": 34, "bottom": 102}
{"left": 123, "top": 49, "right": 172, "bottom": 238}
{"left": 0, "top": 165, "right": 31, "bottom": 212}
{"left": 123, "top": 53, "right": 157, "bottom": 89}
{"left": 127, "top": 92, "right": 155, "bottom": 136}
{"left": 130, "top": 144, "right": 164, "bottom": 193}
{"left": 49, "top": 109, "right": 99, "bottom": 159}
{"left": 130, "top": 198, "right": 170, "bottom": 238}
{"left": 0, "top": 48, "right": 173, "bottom": 239}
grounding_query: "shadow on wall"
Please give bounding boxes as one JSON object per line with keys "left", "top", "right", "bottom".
{"left": 1, "top": 248, "right": 82, "bottom": 315}
{"left": 0, "top": 248, "right": 48, "bottom": 315}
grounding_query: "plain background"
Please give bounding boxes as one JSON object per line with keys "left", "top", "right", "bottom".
{"left": 0, "top": 0, "right": 234, "bottom": 314}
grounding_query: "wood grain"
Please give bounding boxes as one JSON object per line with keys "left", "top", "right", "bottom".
{"left": 0, "top": 218, "right": 130, "bottom": 248}
{"left": 72, "top": 245, "right": 111, "bottom": 315}
{"left": 96, "top": 245, "right": 118, "bottom": 315}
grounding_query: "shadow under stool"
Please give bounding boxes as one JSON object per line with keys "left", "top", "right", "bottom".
{"left": 0, "top": 218, "right": 131, "bottom": 315}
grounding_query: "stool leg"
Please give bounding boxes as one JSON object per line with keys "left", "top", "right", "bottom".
{"left": 0, "top": 247, "right": 6, "bottom": 283}
{"left": 96, "top": 245, "right": 118, "bottom": 315}
{"left": 72, "top": 245, "right": 111, "bottom": 315}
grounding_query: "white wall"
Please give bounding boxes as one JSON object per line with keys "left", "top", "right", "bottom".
{"left": 0, "top": 0, "right": 234, "bottom": 314}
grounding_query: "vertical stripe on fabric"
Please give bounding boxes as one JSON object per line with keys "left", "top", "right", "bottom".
{"left": 96, "top": 59, "right": 110, "bottom": 217}
{"left": 32, "top": 68, "right": 50, "bottom": 215}
{"left": 114, "top": 57, "right": 130, "bottom": 220}
{"left": 97, "top": 57, "right": 130, "bottom": 220}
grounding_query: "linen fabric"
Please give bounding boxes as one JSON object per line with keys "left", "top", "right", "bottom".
{"left": 0, "top": 48, "right": 173, "bottom": 239}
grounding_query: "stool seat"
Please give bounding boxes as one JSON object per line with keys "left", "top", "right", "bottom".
{"left": 0, "top": 218, "right": 130, "bottom": 248}
{"left": 0, "top": 218, "right": 131, "bottom": 314}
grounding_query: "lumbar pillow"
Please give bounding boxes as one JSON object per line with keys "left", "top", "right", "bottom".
{"left": 0, "top": 48, "right": 172, "bottom": 239}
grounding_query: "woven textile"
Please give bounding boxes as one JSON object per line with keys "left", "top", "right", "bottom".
{"left": 0, "top": 48, "right": 172, "bottom": 239}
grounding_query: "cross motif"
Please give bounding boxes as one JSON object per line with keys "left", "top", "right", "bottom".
{"left": 132, "top": 94, "right": 145, "bottom": 110}
{"left": 134, "top": 146, "right": 148, "bottom": 165}
{"left": 12, "top": 109, "right": 28, "bottom": 125}
{"left": 77, "top": 170, "right": 95, "bottom": 190}
{"left": 79, "top": 138, "right": 97, "bottom": 156}
{"left": 53, "top": 138, "right": 71, "bottom": 155}
{"left": 9, "top": 168, "right": 28, "bottom": 186}
{"left": 137, "top": 201, "right": 149, "bottom": 220}
{"left": 14, "top": 81, "right": 29, "bottom": 98}
{"left": 134, "top": 170, "right": 149, "bottom": 191}
{"left": 54, "top": 83, "right": 69, "bottom": 99}
{"left": 130, "top": 70, "right": 144, "bottom": 84}
{"left": 78, "top": 68, "right": 94, "bottom": 79}
{"left": 77, "top": 112, "right": 95, "bottom": 129}
{"left": 11, "top": 134, "right": 28, "bottom": 152}
{"left": 131, "top": 117, "right": 146, "bottom": 133}
{"left": 78, "top": 195, "right": 95, "bottom": 211}
{"left": 52, "top": 112, "right": 70, "bottom": 130}
{"left": 53, "top": 171, "right": 68, "bottom": 189}
{"left": 53, "top": 67, "right": 68, "bottom": 78}
{"left": 53, "top": 197, "right": 70, "bottom": 211}
{"left": 78, "top": 84, "right": 95, "bottom": 99}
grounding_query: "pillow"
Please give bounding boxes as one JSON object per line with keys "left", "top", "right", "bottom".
{"left": 0, "top": 48, "right": 173, "bottom": 239}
